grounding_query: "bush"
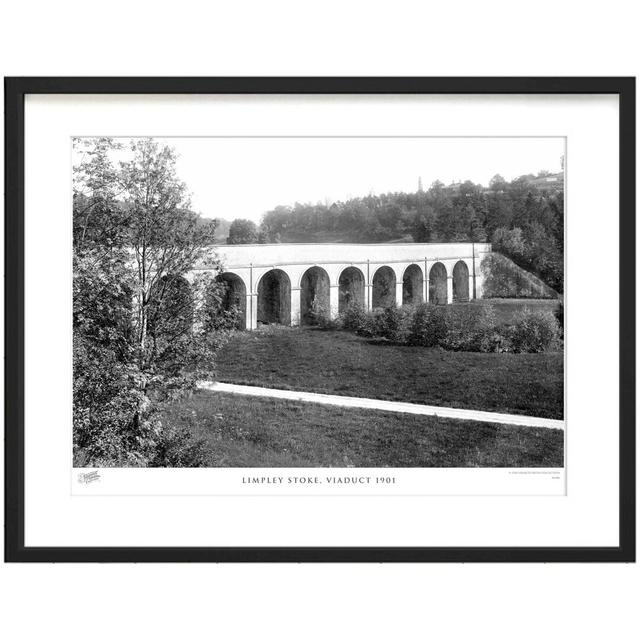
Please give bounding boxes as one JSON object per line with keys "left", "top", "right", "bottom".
{"left": 441, "top": 305, "right": 483, "bottom": 351}
{"left": 73, "top": 337, "right": 147, "bottom": 466}
{"left": 307, "top": 297, "right": 328, "bottom": 326}
{"left": 473, "top": 305, "right": 511, "bottom": 352}
{"left": 336, "top": 300, "right": 561, "bottom": 355}
{"left": 338, "top": 304, "right": 370, "bottom": 334}
{"left": 147, "top": 422, "right": 209, "bottom": 467}
{"left": 478, "top": 330, "right": 513, "bottom": 353}
{"left": 369, "top": 306, "right": 410, "bottom": 342}
{"left": 406, "top": 303, "right": 449, "bottom": 347}
{"left": 508, "top": 309, "right": 561, "bottom": 353}
{"left": 73, "top": 333, "right": 212, "bottom": 468}
{"left": 401, "top": 302, "right": 517, "bottom": 353}
{"left": 316, "top": 314, "right": 338, "bottom": 330}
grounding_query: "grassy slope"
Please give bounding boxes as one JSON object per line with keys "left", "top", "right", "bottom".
{"left": 162, "top": 392, "right": 564, "bottom": 468}
{"left": 215, "top": 325, "right": 563, "bottom": 419}
{"left": 470, "top": 298, "right": 560, "bottom": 324}
{"left": 481, "top": 253, "right": 561, "bottom": 299}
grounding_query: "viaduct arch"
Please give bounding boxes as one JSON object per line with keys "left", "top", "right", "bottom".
{"left": 216, "top": 272, "right": 247, "bottom": 329}
{"left": 257, "top": 268, "right": 291, "bottom": 325}
{"left": 191, "top": 242, "right": 490, "bottom": 330}
{"left": 300, "top": 266, "right": 331, "bottom": 325}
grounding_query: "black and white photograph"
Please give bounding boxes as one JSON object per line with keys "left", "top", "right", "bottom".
{"left": 73, "top": 135, "right": 565, "bottom": 471}
{"left": 2, "top": 2, "right": 638, "bottom": 636}
{"left": 7, "top": 77, "right": 632, "bottom": 565}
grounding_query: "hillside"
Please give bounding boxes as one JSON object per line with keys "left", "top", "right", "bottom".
{"left": 220, "top": 173, "right": 563, "bottom": 291}
{"left": 481, "top": 252, "right": 561, "bottom": 299}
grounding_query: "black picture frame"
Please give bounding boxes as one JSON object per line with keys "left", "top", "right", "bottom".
{"left": 4, "top": 77, "right": 636, "bottom": 563}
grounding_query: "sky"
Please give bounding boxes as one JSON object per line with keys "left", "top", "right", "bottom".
{"left": 81, "top": 137, "right": 565, "bottom": 224}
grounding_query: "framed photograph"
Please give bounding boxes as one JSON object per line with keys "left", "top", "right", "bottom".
{"left": 4, "top": 77, "right": 635, "bottom": 562}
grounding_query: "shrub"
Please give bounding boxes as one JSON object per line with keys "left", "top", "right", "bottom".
{"left": 477, "top": 331, "right": 512, "bottom": 353}
{"left": 473, "top": 304, "right": 510, "bottom": 352}
{"left": 307, "top": 297, "right": 328, "bottom": 326}
{"left": 73, "top": 337, "right": 147, "bottom": 466}
{"left": 315, "top": 314, "right": 338, "bottom": 330}
{"left": 508, "top": 309, "right": 561, "bottom": 353}
{"left": 369, "top": 305, "right": 410, "bottom": 342}
{"left": 338, "top": 304, "right": 369, "bottom": 334}
{"left": 203, "top": 279, "right": 242, "bottom": 331}
{"left": 437, "top": 303, "right": 505, "bottom": 352}
{"left": 441, "top": 305, "right": 483, "bottom": 351}
{"left": 73, "top": 333, "right": 212, "bottom": 468}
{"left": 406, "top": 303, "right": 448, "bottom": 347}
{"left": 147, "top": 422, "right": 209, "bottom": 467}
{"left": 337, "top": 299, "right": 561, "bottom": 355}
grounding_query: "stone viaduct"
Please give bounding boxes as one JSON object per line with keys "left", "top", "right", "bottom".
{"left": 192, "top": 242, "right": 491, "bottom": 331}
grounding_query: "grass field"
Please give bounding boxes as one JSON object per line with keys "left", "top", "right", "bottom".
{"left": 469, "top": 298, "right": 561, "bottom": 325}
{"left": 161, "top": 391, "right": 564, "bottom": 467}
{"left": 215, "top": 324, "right": 563, "bottom": 419}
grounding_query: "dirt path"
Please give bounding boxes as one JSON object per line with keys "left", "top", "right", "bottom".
{"left": 197, "top": 381, "right": 565, "bottom": 430}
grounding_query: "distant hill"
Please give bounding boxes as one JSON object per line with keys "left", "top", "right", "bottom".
{"left": 217, "top": 172, "right": 563, "bottom": 291}
{"left": 524, "top": 172, "right": 564, "bottom": 190}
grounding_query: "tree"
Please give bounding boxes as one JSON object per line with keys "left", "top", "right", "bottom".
{"left": 73, "top": 138, "right": 230, "bottom": 466}
{"left": 73, "top": 137, "right": 129, "bottom": 253}
{"left": 117, "top": 140, "right": 220, "bottom": 390}
{"left": 467, "top": 205, "right": 488, "bottom": 242}
{"left": 492, "top": 227, "right": 526, "bottom": 257}
{"left": 227, "top": 218, "right": 259, "bottom": 244}
{"left": 489, "top": 174, "right": 508, "bottom": 191}
{"left": 411, "top": 204, "right": 436, "bottom": 242}
{"left": 485, "top": 191, "right": 513, "bottom": 236}
{"left": 548, "top": 191, "right": 564, "bottom": 246}
{"left": 73, "top": 254, "right": 143, "bottom": 464}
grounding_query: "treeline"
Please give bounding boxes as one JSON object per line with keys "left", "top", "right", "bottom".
{"left": 226, "top": 173, "right": 564, "bottom": 292}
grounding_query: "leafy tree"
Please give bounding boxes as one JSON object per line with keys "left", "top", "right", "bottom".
{"left": 116, "top": 140, "right": 220, "bottom": 386}
{"left": 492, "top": 227, "right": 527, "bottom": 257}
{"left": 73, "top": 138, "right": 232, "bottom": 466}
{"left": 489, "top": 174, "right": 508, "bottom": 191}
{"left": 227, "top": 218, "right": 259, "bottom": 244}
{"left": 411, "top": 204, "right": 436, "bottom": 242}
{"left": 73, "top": 137, "right": 129, "bottom": 254}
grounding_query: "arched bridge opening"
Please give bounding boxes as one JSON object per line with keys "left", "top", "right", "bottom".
{"left": 258, "top": 269, "right": 291, "bottom": 326}
{"left": 215, "top": 272, "right": 246, "bottom": 329}
{"left": 300, "top": 266, "right": 330, "bottom": 325}
{"left": 403, "top": 264, "right": 423, "bottom": 305}
{"left": 338, "top": 267, "right": 365, "bottom": 313}
{"left": 452, "top": 260, "right": 470, "bottom": 302}
{"left": 372, "top": 266, "right": 396, "bottom": 309}
{"left": 429, "top": 262, "right": 448, "bottom": 305}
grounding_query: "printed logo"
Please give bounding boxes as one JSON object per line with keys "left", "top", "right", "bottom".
{"left": 78, "top": 470, "right": 101, "bottom": 484}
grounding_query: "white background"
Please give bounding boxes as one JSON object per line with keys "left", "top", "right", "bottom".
{"left": 27, "top": 95, "right": 608, "bottom": 547}
{"left": 1, "top": 1, "right": 638, "bottom": 639}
